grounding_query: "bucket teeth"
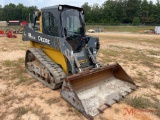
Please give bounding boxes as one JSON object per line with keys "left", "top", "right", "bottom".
{"left": 97, "top": 92, "right": 130, "bottom": 114}
{"left": 120, "top": 89, "right": 132, "bottom": 97}
{"left": 121, "top": 92, "right": 129, "bottom": 96}
{"left": 97, "top": 108, "right": 104, "bottom": 113}
{"left": 105, "top": 93, "right": 122, "bottom": 105}
{"left": 131, "top": 86, "right": 137, "bottom": 90}
{"left": 104, "top": 103, "right": 111, "bottom": 107}
{"left": 97, "top": 104, "right": 109, "bottom": 113}
{"left": 113, "top": 99, "right": 119, "bottom": 103}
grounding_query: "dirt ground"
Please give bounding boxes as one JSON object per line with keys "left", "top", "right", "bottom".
{"left": 0, "top": 33, "right": 160, "bottom": 120}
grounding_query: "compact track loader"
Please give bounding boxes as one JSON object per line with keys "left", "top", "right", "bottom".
{"left": 22, "top": 5, "right": 137, "bottom": 119}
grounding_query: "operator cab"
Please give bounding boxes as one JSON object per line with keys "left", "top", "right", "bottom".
{"left": 38, "top": 5, "right": 86, "bottom": 53}
{"left": 61, "top": 8, "right": 86, "bottom": 52}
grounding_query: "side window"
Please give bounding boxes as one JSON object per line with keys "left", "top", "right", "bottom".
{"left": 42, "top": 11, "right": 58, "bottom": 36}
{"left": 66, "top": 16, "right": 81, "bottom": 32}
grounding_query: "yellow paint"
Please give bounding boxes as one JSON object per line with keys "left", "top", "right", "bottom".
{"left": 39, "top": 11, "right": 42, "bottom": 32}
{"left": 29, "top": 11, "right": 68, "bottom": 74}
{"left": 29, "top": 41, "right": 68, "bottom": 75}
{"left": 30, "top": 41, "right": 35, "bottom": 47}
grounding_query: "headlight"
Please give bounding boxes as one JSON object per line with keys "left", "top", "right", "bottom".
{"left": 81, "top": 10, "right": 84, "bottom": 14}
{"left": 58, "top": 5, "right": 63, "bottom": 11}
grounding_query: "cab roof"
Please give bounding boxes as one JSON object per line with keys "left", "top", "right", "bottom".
{"left": 41, "top": 4, "right": 83, "bottom": 11}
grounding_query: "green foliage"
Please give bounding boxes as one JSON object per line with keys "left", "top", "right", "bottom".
{"left": 0, "top": 3, "right": 37, "bottom": 21}
{"left": 132, "top": 17, "right": 140, "bottom": 25}
{"left": 81, "top": 0, "right": 160, "bottom": 25}
{"left": 123, "top": 96, "right": 155, "bottom": 109}
{"left": 124, "top": 96, "right": 160, "bottom": 118}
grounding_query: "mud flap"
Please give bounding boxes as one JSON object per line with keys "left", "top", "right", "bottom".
{"left": 61, "top": 63, "right": 137, "bottom": 119}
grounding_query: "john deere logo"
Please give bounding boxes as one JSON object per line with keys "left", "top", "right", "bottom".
{"left": 38, "top": 36, "right": 50, "bottom": 45}
{"left": 28, "top": 33, "right": 35, "bottom": 40}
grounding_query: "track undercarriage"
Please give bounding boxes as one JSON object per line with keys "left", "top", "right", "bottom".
{"left": 25, "top": 48, "right": 66, "bottom": 89}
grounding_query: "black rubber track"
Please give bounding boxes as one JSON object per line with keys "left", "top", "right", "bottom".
{"left": 25, "top": 48, "right": 66, "bottom": 89}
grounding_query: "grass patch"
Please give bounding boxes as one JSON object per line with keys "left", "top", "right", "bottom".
{"left": 123, "top": 96, "right": 160, "bottom": 118}
{"left": 0, "top": 26, "right": 21, "bottom": 30}
{"left": 123, "top": 96, "right": 155, "bottom": 109}
{"left": 151, "top": 97, "right": 159, "bottom": 103}
{"left": 135, "top": 71, "right": 148, "bottom": 83}
{"left": 17, "top": 58, "right": 25, "bottom": 63}
{"left": 14, "top": 106, "right": 30, "bottom": 118}
{"left": 67, "top": 107, "right": 83, "bottom": 118}
{"left": 2, "top": 90, "right": 10, "bottom": 97}
{"left": 140, "top": 61, "right": 160, "bottom": 68}
{"left": 0, "top": 113, "right": 7, "bottom": 120}
{"left": 14, "top": 76, "right": 31, "bottom": 86}
{"left": 2, "top": 58, "right": 31, "bottom": 85}
{"left": 31, "top": 104, "right": 50, "bottom": 120}
{"left": 137, "top": 71, "right": 143, "bottom": 77}
{"left": 31, "top": 105, "right": 43, "bottom": 116}
{"left": 157, "top": 105, "right": 160, "bottom": 117}
{"left": 0, "top": 94, "right": 30, "bottom": 105}
{"left": 3, "top": 60, "right": 16, "bottom": 67}
{"left": 141, "top": 82, "right": 149, "bottom": 88}
{"left": 114, "top": 107, "right": 120, "bottom": 114}
{"left": 148, "top": 50, "right": 159, "bottom": 56}
{"left": 2, "top": 95, "right": 17, "bottom": 104}
{"left": 12, "top": 66, "right": 30, "bottom": 86}
{"left": 99, "top": 46, "right": 159, "bottom": 67}
{"left": 104, "top": 47, "right": 159, "bottom": 69}
{"left": 3, "top": 58, "right": 24, "bottom": 67}
{"left": 100, "top": 49, "right": 119, "bottom": 57}
{"left": 86, "top": 25, "right": 154, "bottom": 33}
{"left": 67, "top": 107, "right": 76, "bottom": 113}
{"left": 46, "top": 98, "right": 61, "bottom": 106}
{"left": 153, "top": 82, "right": 160, "bottom": 89}
{"left": 39, "top": 95, "right": 44, "bottom": 100}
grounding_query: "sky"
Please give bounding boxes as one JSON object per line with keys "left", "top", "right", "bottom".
{"left": 0, "top": 0, "right": 157, "bottom": 8}
{"left": 0, "top": 0, "right": 105, "bottom": 8}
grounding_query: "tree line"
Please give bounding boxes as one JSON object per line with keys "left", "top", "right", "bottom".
{"left": 0, "top": 3, "right": 36, "bottom": 22}
{"left": 82, "top": 0, "right": 160, "bottom": 25}
{"left": 1, "top": 0, "right": 160, "bottom": 25}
